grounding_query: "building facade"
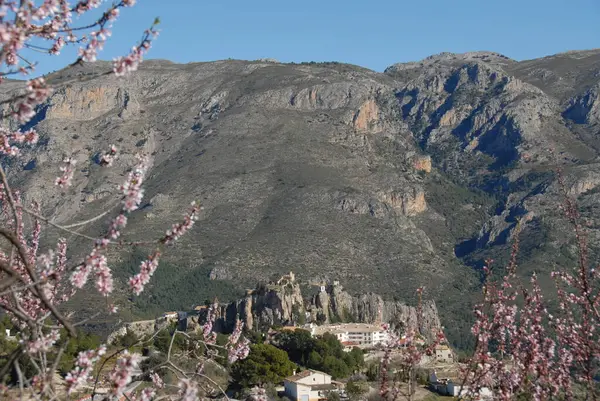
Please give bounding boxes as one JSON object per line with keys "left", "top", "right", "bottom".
{"left": 306, "top": 323, "right": 389, "bottom": 348}
{"left": 434, "top": 344, "right": 454, "bottom": 363}
{"left": 284, "top": 370, "right": 341, "bottom": 401}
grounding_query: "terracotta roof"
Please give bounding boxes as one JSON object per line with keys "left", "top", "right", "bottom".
{"left": 281, "top": 326, "right": 299, "bottom": 331}
{"left": 285, "top": 369, "right": 331, "bottom": 382}
{"left": 285, "top": 371, "right": 312, "bottom": 382}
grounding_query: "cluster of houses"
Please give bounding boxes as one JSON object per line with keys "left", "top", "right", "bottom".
{"left": 281, "top": 367, "right": 489, "bottom": 401}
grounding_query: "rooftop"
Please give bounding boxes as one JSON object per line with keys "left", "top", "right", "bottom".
{"left": 285, "top": 369, "right": 331, "bottom": 383}
{"left": 312, "top": 323, "right": 385, "bottom": 335}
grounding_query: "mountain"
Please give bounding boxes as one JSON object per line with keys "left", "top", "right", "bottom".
{"left": 5, "top": 49, "right": 600, "bottom": 348}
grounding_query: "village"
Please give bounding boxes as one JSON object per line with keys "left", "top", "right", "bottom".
{"left": 264, "top": 323, "right": 474, "bottom": 401}
{"left": 94, "top": 271, "right": 492, "bottom": 401}
{"left": 152, "top": 314, "right": 476, "bottom": 400}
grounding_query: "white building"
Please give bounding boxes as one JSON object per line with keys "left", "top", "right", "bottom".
{"left": 306, "top": 323, "right": 389, "bottom": 349}
{"left": 447, "top": 381, "right": 493, "bottom": 399}
{"left": 434, "top": 344, "right": 454, "bottom": 363}
{"left": 283, "top": 370, "right": 342, "bottom": 401}
{"left": 429, "top": 371, "right": 493, "bottom": 399}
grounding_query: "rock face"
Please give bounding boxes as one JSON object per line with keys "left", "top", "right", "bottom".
{"left": 8, "top": 51, "right": 600, "bottom": 348}
{"left": 207, "top": 273, "right": 441, "bottom": 339}
{"left": 107, "top": 319, "right": 163, "bottom": 344}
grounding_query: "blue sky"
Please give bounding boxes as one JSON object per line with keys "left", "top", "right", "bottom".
{"left": 31, "top": 0, "right": 600, "bottom": 75}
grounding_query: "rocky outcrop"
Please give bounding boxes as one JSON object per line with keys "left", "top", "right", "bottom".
{"left": 334, "top": 187, "right": 426, "bottom": 218}
{"left": 378, "top": 188, "right": 427, "bottom": 216}
{"left": 203, "top": 273, "right": 442, "bottom": 340}
{"left": 210, "top": 272, "right": 307, "bottom": 333}
{"left": 412, "top": 155, "right": 432, "bottom": 173}
{"left": 563, "top": 84, "right": 600, "bottom": 124}
{"left": 107, "top": 319, "right": 164, "bottom": 345}
{"left": 47, "top": 86, "right": 134, "bottom": 120}
{"left": 352, "top": 99, "right": 380, "bottom": 131}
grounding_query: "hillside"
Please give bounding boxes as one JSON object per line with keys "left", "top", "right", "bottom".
{"left": 6, "top": 50, "right": 600, "bottom": 348}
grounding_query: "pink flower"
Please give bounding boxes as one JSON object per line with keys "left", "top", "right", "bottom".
{"left": 162, "top": 202, "right": 201, "bottom": 245}
{"left": 128, "top": 251, "right": 161, "bottom": 295}
{"left": 120, "top": 154, "right": 148, "bottom": 212}
{"left": 55, "top": 157, "right": 77, "bottom": 188}
{"left": 13, "top": 78, "right": 51, "bottom": 124}
{"left": 150, "top": 372, "right": 164, "bottom": 389}
{"left": 25, "top": 329, "right": 60, "bottom": 354}
{"left": 178, "top": 378, "right": 198, "bottom": 401}
{"left": 65, "top": 345, "right": 107, "bottom": 393}
{"left": 100, "top": 144, "right": 118, "bottom": 167}
{"left": 109, "top": 351, "right": 141, "bottom": 396}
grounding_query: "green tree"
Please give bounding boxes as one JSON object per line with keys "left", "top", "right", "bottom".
{"left": 307, "top": 350, "right": 323, "bottom": 368}
{"left": 321, "top": 356, "right": 350, "bottom": 379}
{"left": 154, "top": 328, "right": 186, "bottom": 354}
{"left": 55, "top": 328, "right": 101, "bottom": 375}
{"left": 348, "top": 347, "right": 364, "bottom": 368}
{"left": 245, "top": 330, "right": 265, "bottom": 345}
{"left": 276, "top": 329, "right": 360, "bottom": 378}
{"left": 231, "top": 344, "right": 296, "bottom": 387}
{"left": 365, "top": 361, "right": 380, "bottom": 381}
{"left": 276, "top": 329, "right": 316, "bottom": 363}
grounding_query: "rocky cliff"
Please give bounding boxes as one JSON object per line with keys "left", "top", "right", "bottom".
{"left": 207, "top": 273, "right": 441, "bottom": 339}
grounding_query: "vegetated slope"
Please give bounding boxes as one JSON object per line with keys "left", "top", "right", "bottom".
{"left": 6, "top": 49, "right": 600, "bottom": 348}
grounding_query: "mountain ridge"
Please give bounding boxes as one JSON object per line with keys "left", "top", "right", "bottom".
{"left": 5, "top": 48, "right": 600, "bottom": 348}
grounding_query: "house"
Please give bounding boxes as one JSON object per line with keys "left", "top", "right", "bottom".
{"left": 283, "top": 370, "right": 342, "bottom": 401}
{"left": 447, "top": 380, "right": 493, "bottom": 399}
{"left": 163, "top": 311, "right": 178, "bottom": 320}
{"left": 434, "top": 344, "right": 454, "bottom": 363}
{"left": 429, "top": 371, "right": 493, "bottom": 399}
{"left": 398, "top": 335, "right": 426, "bottom": 348}
{"left": 428, "top": 371, "right": 450, "bottom": 395}
{"left": 307, "top": 323, "right": 389, "bottom": 349}
{"left": 341, "top": 341, "right": 360, "bottom": 352}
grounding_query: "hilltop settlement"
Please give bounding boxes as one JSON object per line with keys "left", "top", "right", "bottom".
{"left": 99, "top": 272, "right": 480, "bottom": 401}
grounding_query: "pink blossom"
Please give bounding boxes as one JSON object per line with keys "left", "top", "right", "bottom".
{"left": 108, "top": 213, "right": 128, "bottom": 239}
{"left": 135, "top": 387, "right": 156, "bottom": 401}
{"left": 13, "top": 78, "right": 51, "bottom": 124}
{"left": 25, "top": 329, "right": 60, "bottom": 354}
{"left": 162, "top": 202, "right": 201, "bottom": 245}
{"left": 120, "top": 154, "right": 148, "bottom": 212}
{"left": 100, "top": 144, "right": 118, "bottom": 167}
{"left": 55, "top": 157, "right": 77, "bottom": 188}
{"left": 202, "top": 302, "right": 219, "bottom": 345}
{"left": 178, "top": 378, "right": 198, "bottom": 401}
{"left": 128, "top": 251, "right": 161, "bottom": 295}
{"left": 109, "top": 351, "right": 141, "bottom": 396}
{"left": 65, "top": 345, "right": 107, "bottom": 393}
{"left": 150, "top": 372, "right": 164, "bottom": 389}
